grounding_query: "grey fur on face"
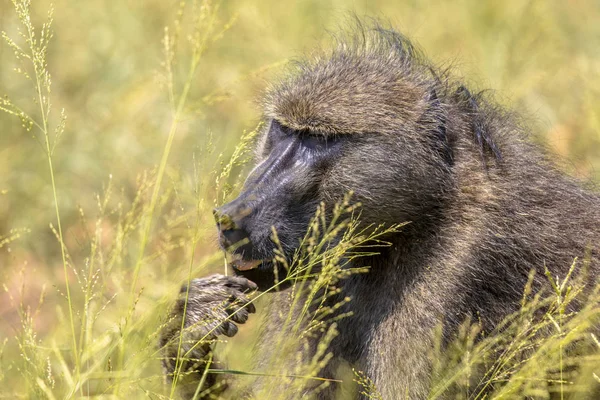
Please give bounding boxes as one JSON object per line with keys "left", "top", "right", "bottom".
{"left": 160, "top": 23, "right": 599, "bottom": 399}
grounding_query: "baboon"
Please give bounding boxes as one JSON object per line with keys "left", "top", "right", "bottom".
{"left": 160, "top": 24, "right": 600, "bottom": 399}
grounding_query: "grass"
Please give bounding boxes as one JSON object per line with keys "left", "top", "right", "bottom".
{"left": 0, "top": 0, "right": 599, "bottom": 398}
{"left": 2, "top": 0, "right": 78, "bottom": 386}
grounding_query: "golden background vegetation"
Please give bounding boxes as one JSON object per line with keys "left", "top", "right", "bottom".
{"left": 0, "top": 0, "right": 599, "bottom": 397}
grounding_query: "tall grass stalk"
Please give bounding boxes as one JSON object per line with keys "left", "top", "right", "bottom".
{"left": 111, "top": 1, "right": 233, "bottom": 396}
{"left": 128, "top": 0, "right": 224, "bottom": 318}
{"left": 1, "top": 0, "right": 78, "bottom": 385}
{"left": 119, "top": 1, "right": 239, "bottom": 397}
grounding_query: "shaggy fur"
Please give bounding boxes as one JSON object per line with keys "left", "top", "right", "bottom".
{"left": 161, "top": 25, "right": 600, "bottom": 399}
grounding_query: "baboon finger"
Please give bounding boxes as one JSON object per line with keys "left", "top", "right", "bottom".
{"left": 221, "top": 321, "right": 239, "bottom": 337}
{"left": 181, "top": 274, "right": 227, "bottom": 293}
{"left": 225, "top": 290, "right": 256, "bottom": 315}
{"left": 229, "top": 307, "right": 250, "bottom": 324}
{"left": 245, "top": 301, "right": 256, "bottom": 314}
{"left": 223, "top": 275, "right": 258, "bottom": 292}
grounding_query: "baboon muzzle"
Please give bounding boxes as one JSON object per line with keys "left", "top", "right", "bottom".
{"left": 213, "top": 120, "right": 324, "bottom": 272}
{"left": 213, "top": 204, "right": 263, "bottom": 271}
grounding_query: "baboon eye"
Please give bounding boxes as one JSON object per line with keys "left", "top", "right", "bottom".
{"left": 269, "top": 119, "right": 337, "bottom": 151}
{"left": 298, "top": 130, "right": 331, "bottom": 150}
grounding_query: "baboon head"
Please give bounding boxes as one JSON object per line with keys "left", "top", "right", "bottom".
{"left": 214, "top": 28, "right": 466, "bottom": 285}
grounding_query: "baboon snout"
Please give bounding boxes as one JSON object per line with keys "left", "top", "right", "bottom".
{"left": 213, "top": 205, "right": 263, "bottom": 271}
{"left": 213, "top": 206, "right": 249, "bottom": 250}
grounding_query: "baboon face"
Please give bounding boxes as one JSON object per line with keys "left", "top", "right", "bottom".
{"left": 214, "top": 48, "right": 453, "bottom": 281}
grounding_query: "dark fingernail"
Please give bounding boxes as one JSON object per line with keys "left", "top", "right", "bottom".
{"left": 224, "top": 322, "right": 238, "bottom": 337}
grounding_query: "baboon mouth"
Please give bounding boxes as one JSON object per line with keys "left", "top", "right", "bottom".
{"left": 228, "top": 253, "right": 263, "bottom": 271}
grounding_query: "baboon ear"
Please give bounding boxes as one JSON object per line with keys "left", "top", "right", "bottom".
{"left": 456, "top": 86, "right": 502, "bottom": 165}
{"left": 427, "top": 89, "right": 453, "bottom": 166}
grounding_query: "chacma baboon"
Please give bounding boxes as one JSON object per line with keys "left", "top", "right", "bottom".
{"left": 160, "top": 24, "right": 600, "bottom": 399}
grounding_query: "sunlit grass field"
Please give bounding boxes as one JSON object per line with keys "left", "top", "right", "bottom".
{"left": 1, "top": 0, "right": 599, "bottom": 398}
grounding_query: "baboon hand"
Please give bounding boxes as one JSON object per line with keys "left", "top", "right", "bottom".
{"left": 178, "top": 274, "right": 258, "bottom": 337}
{"left": 160, "top": 274, "right": 257, "bottom": 380}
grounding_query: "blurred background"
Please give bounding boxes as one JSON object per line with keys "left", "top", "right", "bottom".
{"left": 0, "top": 0, "right": 599, "bottom": 397}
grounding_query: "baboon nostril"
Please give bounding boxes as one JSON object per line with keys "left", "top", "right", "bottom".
{"left": 214, "top": 207, "right": 255, "bottom": 254}
{"left": 213, "top": 208, "right": 236, "bottom": 231}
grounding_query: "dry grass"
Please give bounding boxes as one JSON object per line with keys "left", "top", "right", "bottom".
{"left": 0, "top": 0, "right": 599, "bottom": 398}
